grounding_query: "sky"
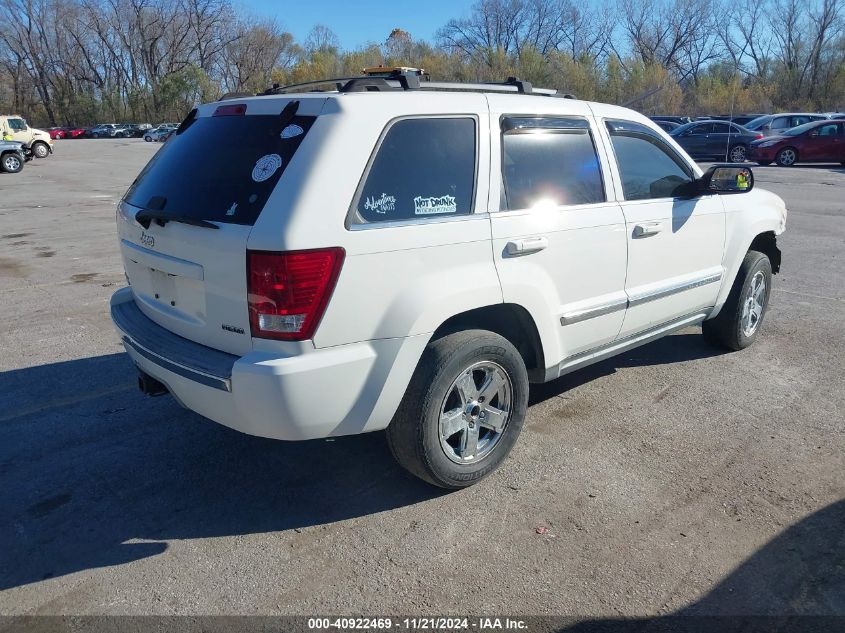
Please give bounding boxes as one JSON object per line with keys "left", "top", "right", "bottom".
{"left": 242, "top": 0, "right": 473, "bottom": 50}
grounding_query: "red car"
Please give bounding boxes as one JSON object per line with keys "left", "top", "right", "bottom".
{"left": 64, "top": 127, "right": 87, "bottom": 138}
{"left": 748, "top": 119, "right": 845, "bottom": 166}
{"left": 47, "top": 127, "right": 68, "bottom": 139}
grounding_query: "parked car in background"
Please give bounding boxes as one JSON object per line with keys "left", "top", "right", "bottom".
{"left": 143, "top": 125, "right": 176, "bottom": 142}
{"left": 744, "top": 113, "right": 829, "bottom": 136}
{"left": 0, "top": 139, "right": 26, "bottom": 173}
{"left": 748, "top": 119, "right": 845, "bottom": 166}
{"left": 47, "top": 126, "right": 70, "bottom": 139}
{"left": 90, "top": 123, "right": 122, "bottom": 138}
{"left": 654, "top": 119, "right": 680, "bottom": 133}
{"left": 670, "top": 120, "right": 762, "bottom": 162}
{"left": 0, "top": 114, "right": 53, "bottom": 157}
{"left": 650, "top": 115, "right": 692, "bottom": 125}
{"left": 65, "top": 126, "right": 88, "bottom": 138}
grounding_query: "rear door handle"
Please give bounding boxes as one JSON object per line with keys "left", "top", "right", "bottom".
{"left": 633, "top": 222, "right": 662, "bottom": 238}
{"left": 505, "top": 236, "right": 548, "bottom": 256}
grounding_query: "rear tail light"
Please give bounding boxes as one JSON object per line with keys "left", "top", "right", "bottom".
{"left": 247, "top": 248, "right": 345, "bottom": 341}
{"left": 755, "top": 134, "right": 764, "bottom": 139}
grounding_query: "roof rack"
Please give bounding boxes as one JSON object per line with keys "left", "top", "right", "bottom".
{"left": 260, "top": 69, "right": 575, "bottom": 99}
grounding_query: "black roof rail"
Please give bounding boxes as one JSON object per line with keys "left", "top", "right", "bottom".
{"left": 259, "top": 70, "right": 575, "bottom": 99}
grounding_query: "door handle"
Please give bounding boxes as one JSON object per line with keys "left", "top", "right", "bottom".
{"left": 633, "top": 222, "right": 662, "bottom": 238}
{"left": 505, "top": 236, "right": 548, "bottom": 256}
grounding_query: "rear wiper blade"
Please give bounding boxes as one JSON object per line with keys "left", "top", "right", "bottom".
{"left": 135, "top": 209, "right": 219, "bottom": 230}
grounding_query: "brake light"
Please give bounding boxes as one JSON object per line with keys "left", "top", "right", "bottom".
{"left": 755, "top": 133, "right": 764, "bottom": 139}
{"left": 213, "top": 103, "right": 247, "bottom": 116}
{"left": 247, "top": 248, "right": 345, "bottom": 341}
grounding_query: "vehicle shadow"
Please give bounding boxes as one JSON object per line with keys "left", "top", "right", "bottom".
{"left": 563, "top": 498, "right": 844, "bottom": 630}
{"left": 0, "top": 353, "right": 442, "bottom": 590}
{"left": 529, "top": 332, "right": 722, "bottom": 405}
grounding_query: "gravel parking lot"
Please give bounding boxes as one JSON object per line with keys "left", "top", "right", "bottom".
{"left": 1, "top": 140, "right": 843, "bottom": 619}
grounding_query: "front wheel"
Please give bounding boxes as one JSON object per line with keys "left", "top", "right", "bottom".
{"left": 2, "top": 153, "right": 23, "bottom": 173}
{"left": 386, "top": 330, "right": 529, "bottom": 489}
{"left": 728, "top": 144, "right": 747, "bottom": 162}
{"left": 32, "top": 142, "right": 49, "bottom": 158}
{"left": 144, "top": 136, "right": 152, "bottom": 142}
{"left": 776, "top": 147, "right": 798, "bottom": 166}
{"left": 703, "top": 250, "right": 772, "bottom": 351}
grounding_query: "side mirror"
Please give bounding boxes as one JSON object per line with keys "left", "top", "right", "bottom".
{"left": 697, "top": 164, "right": 754, "bottom": 194}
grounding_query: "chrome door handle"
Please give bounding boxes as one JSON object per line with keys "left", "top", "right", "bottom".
{"left": 633, "top": 222, "right": 662, "bottom": 238}
{"left": 505, "top": 236, "right": 548, "bottom": 256}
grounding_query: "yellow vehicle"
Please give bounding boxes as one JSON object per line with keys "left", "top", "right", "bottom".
{"left": 0, "top": 115, "right": 53, "bottom": 158}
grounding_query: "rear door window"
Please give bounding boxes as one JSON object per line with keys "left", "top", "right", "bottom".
{"left": 124, "top": 109, "right": 315, "bottom": 225}
{"left": 500, "top": 117, "right": 605, "bottom": 210}
{"left": 352, "top": 117, "right": 476, "bottom": 224}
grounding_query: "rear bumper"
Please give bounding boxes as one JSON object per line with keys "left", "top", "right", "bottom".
{"left": 110, "top": 288, "right": 426, "bottom": 441}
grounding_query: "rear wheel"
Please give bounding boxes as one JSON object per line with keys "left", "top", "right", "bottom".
{"left": 386, "top": 330, "right": 529, "bottom": 489}
{"left": 1, "top": 153, "right": 23, "bottom": 173}
{"left": 728, "top": 144, "right": 747, "bottom": 162}
{"left": 776, "top": 147, "right": 798, "bottom": 166}
{"left": 703, "top": 250, "right": 772, "bottom": 351}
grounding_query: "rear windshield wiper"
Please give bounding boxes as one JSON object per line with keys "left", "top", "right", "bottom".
{"left": 135, "top": 209, "right": 219, "bottom": 230}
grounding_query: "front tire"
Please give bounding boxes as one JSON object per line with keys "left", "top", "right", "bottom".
{"left": 2, "top": 153, "right": 23, "bottom": 173}
{"left": 776, "top": 147, "right": 798, "bottom": 166}
{"left": 32, "top": 142, "right": 49, "bottom": 158}
{"left": 703, "top": 251, "right": 772, "bottom": 351}
{"left": 728, "top": 144, "right": 747, "bottom": 162}
{"left": 386, "top": 330, "right": 529, "bottom": 489}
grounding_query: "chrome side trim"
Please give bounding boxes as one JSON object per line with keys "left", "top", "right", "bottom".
{"left": 551, "top": 310, "right": 711, "bottom": 380}
{"left": 628, "top": 272, "right": 722, "bottom": 308}
{"left": 560, "top": 297, "right": 628, "bottom": 325}
{"left": 123, "top": 337, "right": 232, "bottom": 392}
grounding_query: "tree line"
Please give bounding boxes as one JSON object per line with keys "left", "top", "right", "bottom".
{"left": 1, "top": 0, "right": 843, "bottom": 127}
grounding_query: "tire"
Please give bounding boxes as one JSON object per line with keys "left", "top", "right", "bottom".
{"left": 32, "top": 142, "right": 49, "bottom": 158}
{"left": 144, "top": 135, "right": 152, "bottom": 142}
{"left": 775, "top": 147, "right": 798, "bottom": 166}
{"left": 386, "top": 329, "right": 529, "bottom": 489}
{"left": 728, "top": 144, "right": 747, "bottom": 162}
{"left": 757, "top": 160, "right": 772, "bottom": 166}
{"left": 702, "top": 251, "right": 772, "bottom": 351}
{"left": 1, "top": 152, "right": 23, "bottom": 173}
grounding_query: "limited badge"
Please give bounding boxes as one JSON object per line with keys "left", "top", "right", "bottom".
{"left": 252, "top": 154, "right": 282, "bottom": 182}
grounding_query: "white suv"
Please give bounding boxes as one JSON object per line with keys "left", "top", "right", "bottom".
{"left": 110, "top": 75, "right": 787, "bottom": 488}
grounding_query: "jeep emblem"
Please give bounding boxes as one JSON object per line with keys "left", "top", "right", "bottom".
{"left": 140, "top": 231, "right": 155, "bottom": 248}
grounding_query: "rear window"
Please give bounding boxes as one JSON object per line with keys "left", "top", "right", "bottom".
{"left": 352, "top": 117, "right": 476, "bottom": 224}
{"left": 124, "top": 110, "right": 314, "bottom": 225}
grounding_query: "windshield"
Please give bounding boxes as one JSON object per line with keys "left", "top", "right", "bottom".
{"left": 744, "top": 116, "right": 770, "bottom": 130}
{"left": 669, "top": 122, "right": 695, "bottom": 135}
{"left": 784, "top": 122, "right": 820, "bottom": 136}
{"left": 124, "top": 111, "right": 315, "bottom": 226}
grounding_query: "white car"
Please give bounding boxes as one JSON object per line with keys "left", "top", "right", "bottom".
{"left": 110, "top": 74, "right": 787, "bottom": 489}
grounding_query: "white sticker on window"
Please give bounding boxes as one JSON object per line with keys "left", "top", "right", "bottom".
{"left": 414, "top": 195, "right": 457, "bottom": 215}
{"left": 280, "top": 124, "right": 304, "bottom": 139}
{"left": 252, "top": 154, "right": 282, "bottom": 182}
{"left": 364, "top": 193, "right": 396, "bottom": 214}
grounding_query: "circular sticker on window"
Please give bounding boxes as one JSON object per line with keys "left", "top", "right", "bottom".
{"left": 280, "top": 124, "right": 304, "bottom": 139}
{"left": 252, "top": 154, "right": 282, "bottom": 182}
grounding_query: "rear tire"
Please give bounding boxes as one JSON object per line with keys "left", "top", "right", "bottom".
{"left": 775, "top": 147, "right": 798, "bottom": 166}
{"left": 386, "top": 330, "right": 529, "bottom": 489}
{"left": 703, "top": 251, "right": 772, "bottom": 351}
{"left": 728, "top": 144, "right": 747, "bottom": 162}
